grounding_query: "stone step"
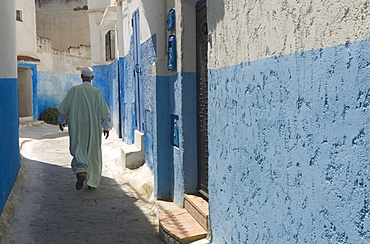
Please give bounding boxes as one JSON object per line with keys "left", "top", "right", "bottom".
{"left": 184, "top": 194, "right": 209, "bottom": 231}
{"left": 121, "top": 130, "right": 145, "bottom": 169}
{"left": 159, "top": 209, "right": 207, "bottom": 244}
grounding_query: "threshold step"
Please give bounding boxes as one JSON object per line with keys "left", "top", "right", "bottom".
{"left": 159, "top": 209, "right": 207, "bottom": 244}
{"left": 184, "top": 194, "right": 209, "bottom": 231}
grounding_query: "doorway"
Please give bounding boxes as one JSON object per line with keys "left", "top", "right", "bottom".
{"left": 196, "top": 1, "right": 208, "bottom": 199}
{"left": 132, "top": 9, "right": 144, "bottom": 132}
{"left": 17, "top": 67, "right": 33, "bottom": 118}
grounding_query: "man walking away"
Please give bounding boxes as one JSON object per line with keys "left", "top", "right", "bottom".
{"left": 58, "top": 67, "right": 112, "bottom": 190}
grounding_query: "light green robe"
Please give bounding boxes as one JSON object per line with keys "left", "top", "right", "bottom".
{"left": 58, "top": 84, "right": 110, "bottom": 187}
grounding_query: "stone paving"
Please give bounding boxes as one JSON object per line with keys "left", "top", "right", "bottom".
{"left": 0, "top": 123, "right": 163, "bottom": 244}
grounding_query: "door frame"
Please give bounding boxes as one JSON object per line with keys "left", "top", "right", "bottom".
{"left": 196, "top": 0, "right": 209, "bottom": 199}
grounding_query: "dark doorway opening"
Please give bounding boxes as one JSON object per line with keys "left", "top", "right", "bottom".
{"left": 196, "top": 1, "right": 208, "bottom": 199}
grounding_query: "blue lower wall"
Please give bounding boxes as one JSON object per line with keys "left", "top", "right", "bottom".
{"left": 0, "top": 78, "right": 20, "bottom": 213}
{"left": 118, "top": 33, "right": 197, "bottom": 202}
{"left": 208, "top": 39, "right": 370, "bottom": 243}
{"left": 172, "top": 72, "right": 198, "bottom": 204}
{"left": 120, "top": 35, "right": 157, "bottom": 146}
{"left": 154, "top": 75, "right": 174, "bottom": 199}
{"left": 153, "top": 72, "right": 197, "bottom": 203}
{"left": 36, "top": 71, "right": 81, "bottom": 119}
{"left": 93, "top": 60, "right": 119, "bottom": 132}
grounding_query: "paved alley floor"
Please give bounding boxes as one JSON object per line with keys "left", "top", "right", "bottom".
{"left": 0, "top": 123, "right": 163, "bottom": 244}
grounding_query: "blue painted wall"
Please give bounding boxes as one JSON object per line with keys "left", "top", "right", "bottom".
{"left": 0, "top": 78, "right": 20, "bottom": 213}
{"left": 119, "top": 33, "right": 198, "bottom": 202}
{"left": 35, "top": 71, "right": 80, "bottom": 119}
{"left": 208, "top": 39, "right": 370, "bottom": 243}
{"left": 139, "top": 35, "right": 156, "bottom": 170}
{"left": 150, "top": 72, "right": 197, "bottom": 203}
{"left": 170, "top": 72, "right": 198, "bottom": 205}
{"left": 93, "top": 60, "right": 119, "bottom": 132}
{"left": 36, "top": 69, "right": 114, "bottom": 125}
{"left": 120, "top": 35, "right": 157, "bottom": 146}
{"left": 153, "top": 75, "right": 173, "bottom": 199}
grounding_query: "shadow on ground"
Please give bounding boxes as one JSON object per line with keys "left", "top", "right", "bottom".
{"left": 0, "top": 125, "right": 163, "bottom": 243}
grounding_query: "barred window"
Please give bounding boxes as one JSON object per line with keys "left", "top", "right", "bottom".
{"left": 105, "top": 30, "right": 115, "bottom": 61}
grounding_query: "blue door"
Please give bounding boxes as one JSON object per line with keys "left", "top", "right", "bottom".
{"left": 132, "top": 10, "right": 144, "bottom": 132}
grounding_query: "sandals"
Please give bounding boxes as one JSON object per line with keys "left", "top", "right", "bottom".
{"left": 76, "top": 174, "right": 85, "bottom": 190}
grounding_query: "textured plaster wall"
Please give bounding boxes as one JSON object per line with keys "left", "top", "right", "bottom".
{"left": 153, "top": 71, "right": 197, "bottom": 203}
{"left": 208, "top": 39, "right": 370, "bottom": 243}
{"left": 36, "top": 71, "right": 80, "bottom": 119}
{"left": 120, "top": 35, "right": 157, "bottom": 145}
{"left": 171, "top": 72, "right": 198, "bottom": 205}
{"left": 0, "top": 1, "right": 20, "bottom": 214}
{"left": 92, "top": 60, "right": 119, "bottom": 132}
{"left": 208, "top": 0, "right": 370, "bottom": 69}
{"left": 207, "top": 1, "right": 370, "bottom": 242}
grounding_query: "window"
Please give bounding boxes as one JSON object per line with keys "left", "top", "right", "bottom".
{"left": 16, "top": 10, "right": 22, "bottom": 22}
{"left": 105, "top": 30, "right": 115, "bottom": 61}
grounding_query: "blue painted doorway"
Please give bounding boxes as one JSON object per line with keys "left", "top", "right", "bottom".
{"left": 132, "top": 10, "right": 144, "bottom": 132}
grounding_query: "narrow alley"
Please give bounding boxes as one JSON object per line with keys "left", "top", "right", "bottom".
{"left": 0, "top": 122, "right": 163, "bottom": 244}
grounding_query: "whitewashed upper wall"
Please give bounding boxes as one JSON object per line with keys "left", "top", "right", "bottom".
{"left": 88, "top": 0, "right": 113, "bottom": 11}
{"left": 208, "top": 0, "right": 370, "bottom": 69}
{"left": 88, "top": 8, "right": 106, "bottom": 65}
{"left": 120, "top": 0, "right": 159, "bottom": 57}
{"left": 16, "top": 0, "right": 37, "bottom": 57}
{"left": 36, "top": 0, "right": 90, "bottom": 51}
{"left": 174, "top": 0, "right": 196, "bottom": 73}
{"left": 37, "top": 37, "right": 91, "bottom": 74}
{"left": 0, "top": 1, "right": 17, "bottom": 78}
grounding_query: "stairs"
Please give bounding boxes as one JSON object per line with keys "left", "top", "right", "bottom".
{"left": 158, "top": 194, "right": 209, "bottom": 244}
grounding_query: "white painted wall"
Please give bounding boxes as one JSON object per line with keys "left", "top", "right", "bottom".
{"left": 208, "top": 0, "right": 370, "bottom": 69}
{"left": 88, "top": 0, "right": 113, "bottom": 12}
{"left": 89, "top": 10, "right": 107, "bottom": 65}
{"left": 16, "top": 0, "right": 37, "bottom": 58}
{"left": 116, "top": 4, "right": 124, "bottom": 59}
{"left": 175, "top": 0, "right": 196, "bottom": 73}
{"left": 121, "top": 0, "right": 139, "bottom": 58}
{"left": 141, "top": 0, "right": 158, "bottom": 44}
{"left": 151, "top": 0, "right": 167, "bottom": 76}
{"left": 119, "top": 0, "right": 161, "bottom": 58}
{"left": 0, "top": 1, "right": 17, "bottom": 78}
{"left": 36, "top": 0, "right": 90, "bottom": 51}
{"left": 37, "top": 37, "right": 91, "bottom": 74}
{"left": 88, "top": 0, "right": 119, "bottom": 65}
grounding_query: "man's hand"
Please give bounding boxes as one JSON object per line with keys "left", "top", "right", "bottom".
{"left": 103, "top": 130, "right": 109, "bottom": 139}
{"left": 59, "top": 124, "right": 65, "bottom": 131}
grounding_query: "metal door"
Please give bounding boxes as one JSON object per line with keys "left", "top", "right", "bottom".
{"left": 132, "top": 10, "right": 144, "bottom": 132}
{"left": 196, "top": 1, "right": 209, "bottom": 199}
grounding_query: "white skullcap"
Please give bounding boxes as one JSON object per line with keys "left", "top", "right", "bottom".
{"left": 81, "top": 67, "right": 94, "bottom": 77}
